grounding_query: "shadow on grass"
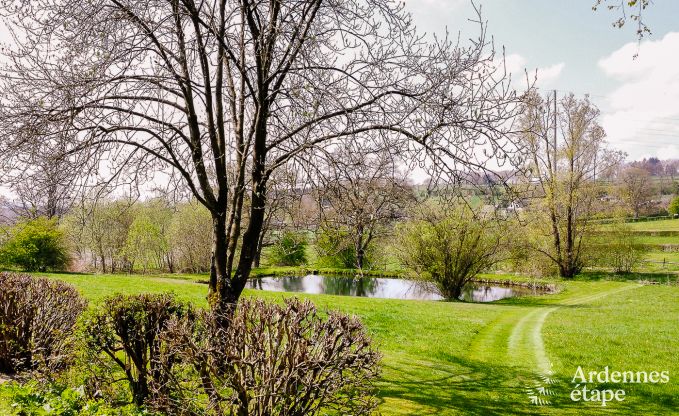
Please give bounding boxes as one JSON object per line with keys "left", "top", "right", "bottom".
{"left": 377, "top": 354, "right": 678, "bottom": 415}
{"left": 576, "top": 271, "right": 678, "bottom": 284}
{"left": 378, "top": 354, "right": 539, "bottom": 415}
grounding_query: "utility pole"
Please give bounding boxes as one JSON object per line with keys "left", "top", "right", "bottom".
{"left": 553, "top": 89, "right": 558, "bottom": 175}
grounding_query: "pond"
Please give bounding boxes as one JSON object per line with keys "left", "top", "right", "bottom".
{"left": 246, "top": 274, "right": 545, "bottom": 302}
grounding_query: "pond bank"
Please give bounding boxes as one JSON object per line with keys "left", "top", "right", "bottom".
{"left": 469, "top": 277, "right": 559, "bottom": 293}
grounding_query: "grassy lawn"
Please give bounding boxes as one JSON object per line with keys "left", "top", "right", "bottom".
{"left": 600, "top": 218, "right": 679, "bottom": 232}
{"left": 3, "top": 272, "right": 677, "bottom": 415}
{"left": 631, "top": 235, "right": 679, "bottom": 246}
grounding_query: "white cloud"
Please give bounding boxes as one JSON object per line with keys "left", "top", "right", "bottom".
{"left": 503, "top": 53, "right": 527, "bottom": 74}
{"left": 598, "top": 32, "right": 679, "bottom": 160}
{"left": 496, "top": 53, "right": 564, "bottom": 89}
{"left": 535, "top": 62, "right": 565, "bottom": 86}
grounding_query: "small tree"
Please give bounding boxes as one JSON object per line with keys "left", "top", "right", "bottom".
{"left": 315, "top": 143, "right": 413, "bottom": 270}
{"left": 397, "top": 204, "right": 505, "bottom": 300}
{"left": 315, "top": 226, "right": 379, "bottom": 269}
{"left": 269, "top": 232, "right": 308, "bottom": 267}
{"left": 517, "top": 91, "right": 622, "bottom": 278}
{"left": 0, "top": 217, "right": 70, "bottom": 271}
{"left": 169, "top": 201, "right": 213, "bottom": 273}
{"left": 124, "top": 200, "right": 173, "bottom": 273}
{"left": 617, "top": 167, "right": 655, "bottom": 219}
{"left": 668, "top": 196, "right": 679, "bottom": 216}
{"left": 596, "top": 221, "right": 646, "bottom": 274}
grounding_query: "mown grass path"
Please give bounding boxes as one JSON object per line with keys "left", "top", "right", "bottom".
{"left": 469, "top": 284, "right": 642, "bottom": 408}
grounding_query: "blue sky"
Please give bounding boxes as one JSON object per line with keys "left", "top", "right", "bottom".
{"left": 406, "top": 0, "right": 679, "bottom": 161}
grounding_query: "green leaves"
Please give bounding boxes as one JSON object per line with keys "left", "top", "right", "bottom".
{"left": 0, "top": 217, "right": 70, "bottom": 272}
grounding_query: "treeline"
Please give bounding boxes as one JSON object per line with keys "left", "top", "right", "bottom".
{"left": 0, "top": 199, "right": 213, "bottom": 274}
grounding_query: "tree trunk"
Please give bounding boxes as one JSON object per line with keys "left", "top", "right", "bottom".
{"left": 228, "top": 179, "right": 267, "bottom": 307}
{"left": 356, "top": 248, "right": 365, "bottom": 270}
{"left": 451, "top": 284, "right": 463, "bottom": 300}
{"left": 208, "top": 212, "right": 230, "bottom": 309}
{"left": 254, "top": 230, "right": 266, "bottom": 268}
{"left": 355, "top": 226, "right": 364, "bottom": 270}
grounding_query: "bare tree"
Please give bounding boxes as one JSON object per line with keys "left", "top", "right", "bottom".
{"left": 315, "top": 141, "right": 413, "bottom": 270}
{"left": 617, "top": 167, "right": 654, "bottom": 219}
{"left": 6, "top": 154, "right": 77, "bottom": 220}
{"left": 518, "top": 91, "right": 622, "bottom": 278}
{"left": 0, "top": 0, "right": 523, "bottom": 310}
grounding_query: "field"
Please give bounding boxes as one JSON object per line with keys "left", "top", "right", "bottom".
{"left": 599, "top": 218, "right": 679, "bottom": 272}
{"left": 2, "top": 271, "right": 677, "bottom": 415}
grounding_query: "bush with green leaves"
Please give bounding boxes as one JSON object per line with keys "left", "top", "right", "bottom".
{"left": 668, "top": 196, "right": 679, "bottom": 216}
{"left": 152, "top": 298, "right": 381, "bottom": 416}
{"left": 269, "top": 231, "right": 308, "bottom": 266}
{"left": 397, "top": 204, "right": 505, "bottom": 300}
{"left": 0, "top": 381, "right": 143, "bottom": 416}
{"left": 315, "top": 226, "right": 380, "bottom": 269}
{"left": 83, "top": 293, "right": 190, "bottom": 407}
{"left": 0, "top": 273, "right": 87, "bottom": 374}
{"left": 0, "top": 217, "right": 70, "bottom": 272}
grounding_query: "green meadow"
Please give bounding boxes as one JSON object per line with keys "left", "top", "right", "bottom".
{"left": 2, "top": 271, "right": 676, "bottom": 415}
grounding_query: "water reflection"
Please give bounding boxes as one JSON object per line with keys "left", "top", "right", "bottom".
{"left": 246, "top": 275, "right": 543, "bottom": 302}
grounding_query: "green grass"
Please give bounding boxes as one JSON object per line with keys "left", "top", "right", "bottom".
{"left": 3, "top": 272, "right": 677, "bottom": 415}
{"left": 600, "top": 218, "right": 679, "bottom": 232}
{"left": 630, "top": 235, "right": 679, "bottom": 246}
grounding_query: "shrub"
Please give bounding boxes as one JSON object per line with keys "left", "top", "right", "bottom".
{"left": 314, "top": 226, "right": 355, "bottom": 268}
{"left": 83, "top": 293, "right": 189, "bottom": 406}
{"left": 0, "top": 217, "right": 70, "bottom": 272}
{"left": 594, "top": 223, "right": 646, "bottom": 274}
{"left": 0, "top": 273, "right": 87, "bottom": 374}
{"left": 0, "top": 381, "right": 143, "bottom": 416}
{"left": 269, "top": 231, "right": 308, "bottom": 266}
{"left": 315, "top": 226, "right": 380, "bottom": 269}
{"left": 397, "top": 204, "right": 505, "bottom": 300}
{"left": 153, "top": 298, "right": 381, "bottom": 416}
{"left": 668, "top": 196, "right": 679, "bottom": 216}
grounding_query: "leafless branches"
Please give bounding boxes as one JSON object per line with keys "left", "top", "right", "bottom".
{"left": 0, "top": 273, "right": 87, "bottom": 374}
{"left": 152, "top": 297, "right": 380, "bottom": 415}
{"left": 0, "top": 0, "right": 524, "bottom": 308}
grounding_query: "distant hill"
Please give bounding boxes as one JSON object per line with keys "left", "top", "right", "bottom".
{"left": 0, "top": 198, "right": 18, "bottom": 224}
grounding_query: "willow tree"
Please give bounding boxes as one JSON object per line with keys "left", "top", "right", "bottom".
{"left": 0, "top": 0, "right": 522, "bottom": 310}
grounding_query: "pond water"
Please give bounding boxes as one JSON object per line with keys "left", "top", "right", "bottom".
{"left": 246, "top": 275, "right": 544, "bottom": 302}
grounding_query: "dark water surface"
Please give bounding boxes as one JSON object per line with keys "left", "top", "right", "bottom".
{"left": 246, "top": 274, "right": 545, "bottom": 302}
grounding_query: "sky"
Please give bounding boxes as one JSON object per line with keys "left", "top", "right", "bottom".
{"left": 404, "top": 0, "right": 679, "bottom": 162}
